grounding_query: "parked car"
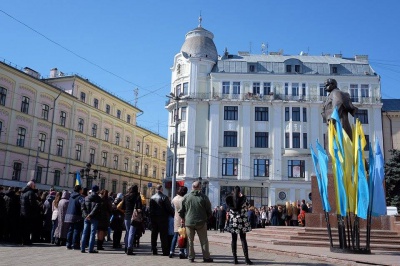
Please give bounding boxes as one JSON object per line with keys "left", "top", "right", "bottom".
{"left": 386, "top": 206, "right": 399, "bottom": 216}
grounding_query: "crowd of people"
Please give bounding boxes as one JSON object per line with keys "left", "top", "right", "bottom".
{"left": 210, "top": 199, "right": 312, "bottom": 230}
{"left": 3, "top": 180, "right": 316, "bottom": 264}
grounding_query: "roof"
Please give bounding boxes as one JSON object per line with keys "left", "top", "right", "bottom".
{"left": 180, "top": 26, "right": 218, "bottom": 62}
{"left": 382, "top": 99, "right": 400, "bottom": 111}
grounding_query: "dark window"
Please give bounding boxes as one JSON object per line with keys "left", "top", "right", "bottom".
{"left": 112, "top": 180, "right": 117, "bottom": 194}
{"left": 354, "top": 109, "right": 368, "bottom": 124}
{"left": 222, "top": 82, "right": 230, "bottom": 94}
{"left": 102, "top": 152, "right": 108, "bottom": 167}
{"left": 35, "top": 166, "right": 43, "bottom": 183}
{"left": 303, "top": 133, "right": 308, "bottom": 149}
{"left": 0, "top": 87, "right": 7, "bottom": 106}
{"left": 180, "top": 131, "right": 186, "bottom": 147}
{"left": 285, "top": 107, "right": 289, "bottom": 121}
{"left": 80, "top": 92, "right": 86, "bottom": 102}
{"left": 178, "top": 158, "right": 185, "bottom": 175}
{"left": 90, "top": 148, "right": 95, "bottom": 164}
{"left": 254, "top": 159, "right": 269, "bottom": 177}
{"left": 144, "top": 164, "right": 149, "bottom": 176}
{"left": 233, "top": 82, "right": 240, "bottom": 94}
{"left": 136, "top": 141, "right": 141, "bottom": 152}
{"left": 224, "top": 131, "right": 237, "bottom": 147}
{"left": 75, "top": 144, "right": 82, "bottom": 160}
{"left": 78, "top": 118, "right": 84, "bottom": 132}
{"left": 350, "top": 84, "right": 359, "bottom": 102}
{"left": 162, "top": 151, "right": 166, "bottom": 161}
{"left": 249, "top": 65, "right": 255, "bottom": 72}
{"left": 224, "top": 106, "right": 238, "bottom": 120}
{"left": 57, "top": 139, "right": 63, "bottom": 156}
{"left": 117, "top": 110, "right": 121, "bottom": 119}
{"left": 104, "top": 128, "right": 109, "bottom": 141}
{"left": 60, "top": 111, "right": 66, "bottom": 127}
{"left": 152, "top": 166, "right": 157, "bottom": 178}
{"left": 17, "top": 127, "right": 26, "bottom": 147}
{"left": 176, "top": 84, "right": 181, "bottom": 96}
{"left": 54, "top": 170, "right": 61, "bottom": 186}
{"left": 39, "top": 133, "right": 46, "bottom": 152}
{"left": 286, "top": 65, "right": 292, "bottom": 73}
{"left": 285, "top": 83, "right": 289, "bottom": 95}
{"left": 106, "top": 104, "right": 110, "bottom": 114}
{"left": 293, "top": 132, "right": 300, "bottom": 148}
{"left": 125, "top": 136, "right": 130, "bottom": 149}
{"left": 292, "top": 83, "right": 299, "bottom": 96}
{"left": 134, "top": 161, "right": 139, "bottom": 174}
{"left": 182, "top": 82, "right": 188, "bottom": 95}
{"left": 127, "top": 114, "right": 131, "bottom": 123}
{"left": 21, "top": 96, "right": 29, "bottom": 114}
{"left": 302, "top": 83, "right": 306, "bottom": 96}
{"left": 222, "top": 158, "right": 238, "bottom": 176}
{"left": 145, "top": 144, "right": 149, "bottom": 155}
{"left": 288, "top": 160, "right": 305, "bottom": 178}
{"left": 181, "top": 107, "right": 187, "bottom": 121}
{"left": 114, "top": 155, "right": 119, "bottom": 169}
{"left": 12, "top": 162, "right": 22, "bottom": 181}
{"left": 100, "top": 178, "right": 106, "bottom": 190}
{"left": 303, "top": 108, "right": 307, "bottom": 122}
{"left": 295, "top": 65, "right": 300, "bottom": 73}
{"left": 255, "top": 132, "right": 268, "bottom": 148}
{"left": 255, "top": 107, "right": 268, "bottom": 121}
{"left": 154, "top": 148, "right": 158, "bottom": 158}
{"left": 263, "top": 82, "right": 271, "bottom": 95}
{"left": 94, "top": 98, "right": 99, "bottom": 108}
{"left": 115, "top": 133, "right": 120, "bottom": 145}
{"left": 252, "top": 82, "right": 260, "bottom": 94}
{"left": 292, "top": 107, "right": 300, "bottom": 121}
{"left": 332, "top": 66, "right": 337, "bottom": 74}
{"left": 92, "top": 124, "right": 97, "bottom": 137}
{"left": 122, "top": 182, "right": 127, "bottom": 194}
{"left": 285, "top": 132, "right": 290, "bottom": 148}
{"left": 319, "top": 84, "right": 327, "bottom": 96}
{"left": 42, "top": 104, "right": 49, "bottom": 120}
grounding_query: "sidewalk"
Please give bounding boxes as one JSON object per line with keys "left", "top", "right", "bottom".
{"left": 208, "top": 229, "right": 400, "bottom": 266}
{"left": 0, "top": 229, "right": 398, "bottom": 266}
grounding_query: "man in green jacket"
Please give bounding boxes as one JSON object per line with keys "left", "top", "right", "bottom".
{"left": 179, "top": 181, "right": 213, "bottom": 263}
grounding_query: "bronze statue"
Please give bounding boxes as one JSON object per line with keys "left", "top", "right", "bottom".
{"left": 321, "top": 78, "right": 358, "bottom": 139}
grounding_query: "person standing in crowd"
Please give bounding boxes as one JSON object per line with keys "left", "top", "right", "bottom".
{"left": 0, "top": 186, "right": 6, "bottom": 241}
{"left": 110, "top": 193, "right": 124, "bottom": 249}
{"left": 179, "top": 181, "right": 213, "bottom": 263}
{"left": 120, "top": 185, "right": 142, "bottom": 255}
{"left": 4, "top": 187, "right": 20, "bottom": 243}
{"left": 218, "top": 206, "right": 227, "bottom": 233}
{"left": 42, "top": 189, "right": 56, "bottom": 243}
{"left": 20, "top": 181, "right": 40, "bottom": 245}
{"left": 149, "top": 184, "right": 174, "bottom": 256}
{"left": 54, "top": 190, "right": 70, "bottom": 246}
{"left": 260, "top": 207, "right": 267, "bottom": 228}
{"left": 247, "top": 206, "right": 257, "bottom": 229}
{"left": 285, "top": 202, "right": 292, "bottom": 226}
{"left": 51, "top": 191, "right": 62, "bottom": 244}
{"left": 212, "top": 206, "right": 219, "bottom": 230}
{"left": 65, "top": 185, "right": 84, "bottom": 250}
{"left": 169, "top": 186, "right": 188, "bottom": 259}
{"left": 225, "top": 186, "right": 253, "bottom": 265}
{"left": 96, "top": 189, "right": 112, "bottom": 250}
{"left": 299, "top": 199, "right": 309, "bottom": 226}
{"left": 291, "top": 202, "right": 299, "bottom": 226}
{"left": 81, "top": 185, "right": 101, "bottom": 253}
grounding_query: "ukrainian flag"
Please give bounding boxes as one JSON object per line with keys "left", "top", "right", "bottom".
{"left": 75, "top": 171, "right": 82, "bottom": 186}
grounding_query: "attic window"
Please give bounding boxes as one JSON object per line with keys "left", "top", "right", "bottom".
{"left": 332, "top": 66, "right": 337, "bottom": 74}
{"left": 286, "top": 65, "right": 292, "bottom": 73}
{"left": 249, "top": 64, "right": 255, "bottom": 72}
{"left": 295, "top": 65, "right": 300, "bottom": 73}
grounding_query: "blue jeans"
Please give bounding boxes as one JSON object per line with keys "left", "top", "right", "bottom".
{"left": 66, "top": 221, "right": 83, "bottom": 249}
{"left": 170, "top": 232, "right": 186, "bottom": 254}
{"left": 81, "top": 218, "right": 99, "bottom": 252}
{"left": 51, "top": 219, "right": 58, "bottom": 243}
{"left": 124, "top": 219, "right": 136, "bottom": 250}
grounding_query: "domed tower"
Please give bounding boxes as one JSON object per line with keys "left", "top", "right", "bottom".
{"left": 166, "top": 16, "right": 218, "bottom": 197}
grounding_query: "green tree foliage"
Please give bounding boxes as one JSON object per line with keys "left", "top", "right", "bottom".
{"left": 385, "top": 149, "right": 400, "bottom": 209}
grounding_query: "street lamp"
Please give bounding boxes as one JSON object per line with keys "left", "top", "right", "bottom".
{"left": 166, "top": 92, "right": 183, "bottom": 198}
{"left": 80, "top": 163, "right": 99, "bottom": 188}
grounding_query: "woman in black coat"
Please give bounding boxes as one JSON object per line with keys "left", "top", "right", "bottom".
{"left": 217, "top": 206, "right": 227, "bottom": 232}
{"left": 225, "top": 186, "right": 253, "bottom": 265}
{"left": 111, "top": 193, "right": 124, "bottom": 248}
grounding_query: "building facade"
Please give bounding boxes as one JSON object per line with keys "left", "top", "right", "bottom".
{"left": 0, "top": 61, "right": 167, "bottom": 200}
{"left": 165, "top": 21, "right": 383, "bottom": 208}
{"left": 382, "top": 99, "right": 400, "bottom": 160}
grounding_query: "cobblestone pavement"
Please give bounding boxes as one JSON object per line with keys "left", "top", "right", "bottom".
{"left": 0, "top": 230, "right": 392, "bottom": 266}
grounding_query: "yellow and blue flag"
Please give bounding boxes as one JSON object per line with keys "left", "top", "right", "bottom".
{"left": 371, "top": 140, "right": 387, "bottom": 216}
{"left": 75, "top": 171, "right": 82, "bottom": 186}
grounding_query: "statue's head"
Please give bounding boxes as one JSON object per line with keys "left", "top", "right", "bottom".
{"left": 324, "top": 78, "right": 338, "bottom": 92}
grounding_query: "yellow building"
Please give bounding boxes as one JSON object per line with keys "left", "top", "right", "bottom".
{"left": 382, "top": 99, "right": 400, "bottom": 160}
{"left": 0, "top": 61, "right": 166, "bottom": 199}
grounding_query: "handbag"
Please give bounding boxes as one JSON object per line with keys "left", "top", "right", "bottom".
{"left": 177, "top": 226, "right": 187, "bottom": 248}
{"left": 131, "top": 209, "right": 143, "bottom": 224}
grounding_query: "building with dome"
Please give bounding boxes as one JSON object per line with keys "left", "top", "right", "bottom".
{"left": 165, "top": 18, "right": 383, "bottom": 208}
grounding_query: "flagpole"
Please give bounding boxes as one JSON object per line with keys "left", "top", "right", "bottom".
{"left": 324, "top": 211, "right": 333, "bottom": 247}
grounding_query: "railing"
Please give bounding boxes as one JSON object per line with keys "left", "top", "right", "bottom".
{"left": 164, "top": 92, "right": 380, "bottom": 104}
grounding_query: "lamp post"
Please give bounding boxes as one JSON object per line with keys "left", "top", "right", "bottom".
{"left": 139, "top": 133, "right": 152, "bottom": 190}
{"left": 80, "top": 163, "right": 99, "bottom": 188}
{"left": 166, "top": 92, "right": 182, "bottom": 198}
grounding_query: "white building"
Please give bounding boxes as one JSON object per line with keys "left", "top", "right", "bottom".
{"left": 165, "top": 20, "right": 382, "bottom": 208}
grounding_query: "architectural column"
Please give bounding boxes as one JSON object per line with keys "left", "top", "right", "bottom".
{"left": 208, "top": 102, "right": 220, "bottom": 179}
{"left": 185, "top": 101, "right": 197, "bottom": 178}
{"left": 241, "top": 102, "right": 251, "bottom": 180}
{"left": 271, "top": 102, "right": 283, "bottom": 180}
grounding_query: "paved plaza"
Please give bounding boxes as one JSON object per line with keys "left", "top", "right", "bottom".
{"left": 0, "top": 229, "right": 398, "bottom": 266}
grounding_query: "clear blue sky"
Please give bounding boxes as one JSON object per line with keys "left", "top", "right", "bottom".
{"left": 1, "top": 1, "right": 400, "bottom": 138}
